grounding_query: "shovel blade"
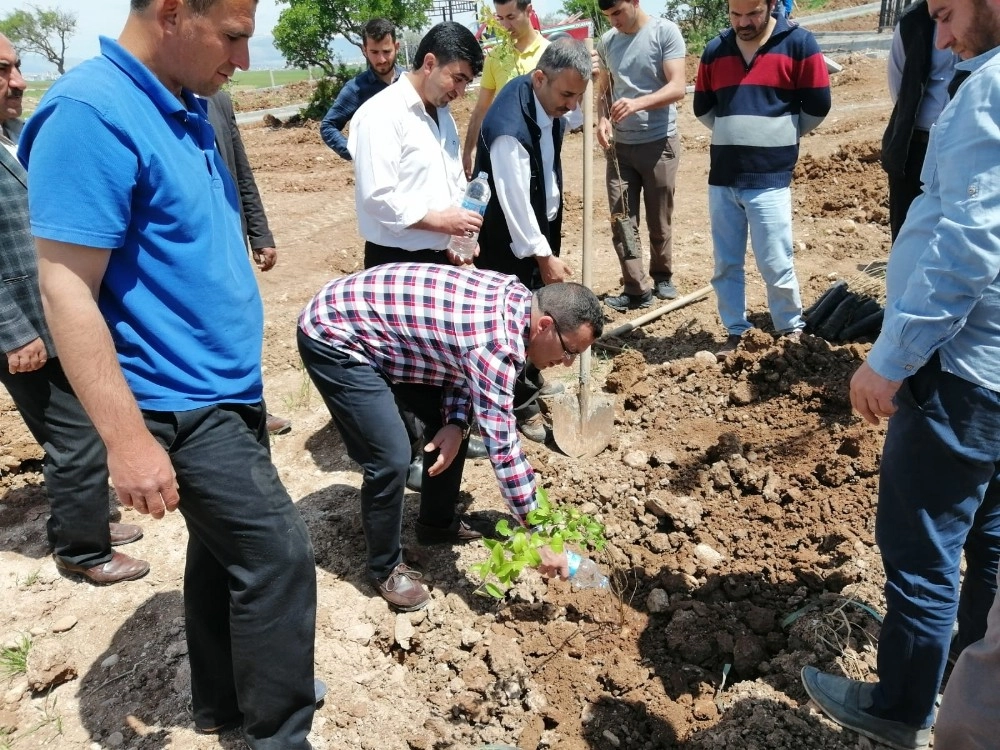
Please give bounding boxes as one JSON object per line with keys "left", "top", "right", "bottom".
{"left": 549, "top": 390, "right": 615, "bottom": 459}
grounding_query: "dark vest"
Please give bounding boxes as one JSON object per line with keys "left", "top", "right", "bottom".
{"left": 881, "top": 0, "right": 936, "bottom": 177}
{"left": 474, "top": 75, "right": 563, "bottom": 290}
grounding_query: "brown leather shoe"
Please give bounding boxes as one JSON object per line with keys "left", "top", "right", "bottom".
{"left": 55, "top": 550, "right": 150, "bottom": 585}
{"left": 109, "top": 522, "right": 143, "bottom": 546}
{"left": 371, "top": 563, "right": 429, "bottom": 611}
{"left": 266, "top": 413, "right": 292, "bottom": 435}
{"left": 415, "top": 517, "right": 483, "bottom": 545}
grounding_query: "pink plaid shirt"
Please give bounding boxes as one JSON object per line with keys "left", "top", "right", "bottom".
{"left": 299, "top": 263, "right": 538, "bottom": 522}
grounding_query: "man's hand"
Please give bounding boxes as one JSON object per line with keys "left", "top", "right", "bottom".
{"left": 446, "top": 244, "right": 479, "bottom": 266}
{"left": 610, "top": 96, "right": 642, "bottom": 122}
{"left": 850, "top": 361, "right": 902, "bottom": 426}
{"left": 6, "top": 338, "right": 47, "bottom": 373}
{"left": 423, "top": 423, "right": 466, "bottom": 477}
{"left": 417, "top": 206, "right": 483, "bottom": 237}
{"left": 597, "top": 116, "right": 613, "bottom": 149}
{"left": 108, "top": 433, "right": 180, "bottom": 519}
{"left": 538, "top": 546, "right": 569, "bottom": 579}
{"left": 252, "top": 247, "right": 277, "bottom": 272}
{"left": 537, "top": 255, "right": 572, "bottom": 285}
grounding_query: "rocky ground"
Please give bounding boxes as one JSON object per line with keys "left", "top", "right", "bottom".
{"left": 0, "top": 12, "right": 914, "bottom": 750}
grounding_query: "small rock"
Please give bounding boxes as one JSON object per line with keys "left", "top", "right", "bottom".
{"left": 345, "top": 622, "right": 376, "bottom": 644}
{"left": 395, "top": 615, "right": 415, "bottom": 650}
{"left": 646, "top": 589, "right": 670, "bottom": 613}
{"left": 693, "top": 698, "right": 719, "bottom": 720}
{"left": 602, "top": 729, "right": 621, "bottom": 747}
{"left": 622, "top": 450, "right": 648, "bottom": 469}
{"left": 3, "top": 684, "right": 24, "bottom": 704}
{"left": 694, "top": 543, "right": 725, "bottom": 569}
{"left": 693, "top": 350, "right": 717, "bottom": 365}
{"left": 100, "top": 654, "right": 120, "bottom": 670}
{"left": 460, "top": 628, "right": 482, "bottom": 648}
{"left": 51, "top": 616, "right": 77, "bottom": 634}
{"left": 105, "top": 731, "right": 124, "bottom": 747}
{"left": 26, "top": 640, "right": 77, "bottom": 691}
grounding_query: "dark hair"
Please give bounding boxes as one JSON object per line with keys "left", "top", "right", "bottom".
{"left": 496, "top": 0, "right": 532, "bottom": 11}
{"left": 597, "top": 0, "right": 622, "bottom": 10}
{"left": 131, "top": 0, "right": 254, "bottom": 12}
{"left": 535, "top": 283, "right": 605, "bottom": 339}
{"left": 412, "top": 21, "right": 484, "bottom": 76}
{"left": 363, "top": 18, "right": 397, "bottom": 43}
{"left": 536, "top": 38, "right": 590, "bottom": 80}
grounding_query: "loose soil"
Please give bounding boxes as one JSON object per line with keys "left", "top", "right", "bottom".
{"left": 1, "top": 37, "right": 903, "bottom": 750}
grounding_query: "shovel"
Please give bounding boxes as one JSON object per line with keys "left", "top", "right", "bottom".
{"left": 550, "top": 37, "right": 616, "bottom": 459}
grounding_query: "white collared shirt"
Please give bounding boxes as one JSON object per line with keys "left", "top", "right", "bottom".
{"left": 347, "top": 74, "right": 466, "bottom": 250}
{"left": 487, "top": 93, "right": 560, "bottom": 259}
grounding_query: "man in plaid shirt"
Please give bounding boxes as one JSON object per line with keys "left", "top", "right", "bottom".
{"left": 298, "top": 263, "right": 604, "bottom": 610}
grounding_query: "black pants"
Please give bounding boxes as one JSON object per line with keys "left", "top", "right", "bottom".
{"left": 298, "top": 331, "right": 469, "bottom": 578}
{"left": 888, "top": 129, "right": 930, "bottom": 242}
{"left": 0, "top": 358, "right": 113, "bottom": 567}
{"left": 143, "top": 402, "right": 316, "bottom": 748}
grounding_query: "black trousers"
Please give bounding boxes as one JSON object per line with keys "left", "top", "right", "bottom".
{"left": 0, "top": 358, "right": 113, "bottom": 567}
{"left": 143, "top": 402, "right": 316, "bottom": 748}
{"left": 888, "top": 129, "right": 930, "bottom": 242}
{"left": 298, "top": 331, "right": 469, "bottom": 578}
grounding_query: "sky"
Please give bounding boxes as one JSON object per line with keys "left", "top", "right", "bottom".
{"left": 0, "top": 0, "right": 667, "bottom": 74}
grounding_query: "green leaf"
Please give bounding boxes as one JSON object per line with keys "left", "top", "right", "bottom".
{"left": 496, "top": 518, "right": 513, "bottom": 537}
{"left": 485, "top": 583, "right": 505, "bottom": 599}
{"left": 491, "top": 544, "right": 505, "bottom": 567}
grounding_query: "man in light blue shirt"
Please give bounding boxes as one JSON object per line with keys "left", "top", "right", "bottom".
{"left": 801, "top": 0, "right": 1000, "bottom": 746}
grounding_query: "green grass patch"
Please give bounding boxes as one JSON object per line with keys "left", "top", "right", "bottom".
{"left": 0, "top": 634, "right": 30, "bottom": 678}
{"left": 229, "top": 67, "right": 324, "bottom": 89}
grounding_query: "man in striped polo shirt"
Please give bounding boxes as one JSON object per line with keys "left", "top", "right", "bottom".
{"left": 694, "top": 0, "right": 831, "bottom": 360}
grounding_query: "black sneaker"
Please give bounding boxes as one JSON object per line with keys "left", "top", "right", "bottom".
{"left": 654, "top": 280, "right": 678, "bottom": 300}
{"left": 604, "top": 290, "right": 653, "bottom": 312}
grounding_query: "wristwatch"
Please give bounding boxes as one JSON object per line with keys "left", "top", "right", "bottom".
{"left": 446, "top": 419, "right": 471, "bottom": 440}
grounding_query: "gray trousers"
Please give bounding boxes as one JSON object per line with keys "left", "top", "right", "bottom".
{"left": 935, "top": 565, "right": 1000, "bottom": 749}
{"left": 605, "top": 134, "right": 680, "bottom": 295}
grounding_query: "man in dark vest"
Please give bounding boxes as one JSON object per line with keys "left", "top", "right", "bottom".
{"left": 881, "top": 0, "right": 958, "bottom": 241}
{"left": 473, "top": 38, "right": 590, "bottom": 443}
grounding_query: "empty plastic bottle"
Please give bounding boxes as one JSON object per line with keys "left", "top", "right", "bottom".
{"left": 565, "top": 550, "right": 609, "bottom": 590}
{"left": 447, "top": 171, "right": 491, "bottom": 260}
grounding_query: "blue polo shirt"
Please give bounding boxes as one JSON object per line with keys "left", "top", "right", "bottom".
{"left": 19, "top": 37, "right": 263, "bottom": 410}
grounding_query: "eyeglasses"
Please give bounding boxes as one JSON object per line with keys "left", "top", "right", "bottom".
{"left": 546, "top": 312, "right": 578, "bottom": 363}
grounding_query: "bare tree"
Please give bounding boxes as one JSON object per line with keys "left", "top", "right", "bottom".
{"left": 0, "top": 5, "right": 77, "bottom": 75}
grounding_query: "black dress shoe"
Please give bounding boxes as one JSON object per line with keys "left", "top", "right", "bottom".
{"left": 370, "top": 563, "right": 429, "bottom": 611}
{"left": 405, "top": 458, "right": 422, "bottom": 492}
{"left": 109, "top": 522, "right": 143, "bottom": 546}
{"left": 196, "top": 678, "right": 327, "bottom": 734}
{"left": 415, "top": 517, "right": 484, "bottom": 545}
{"left": 55, "top": 550, "right": 150, "bottom": 585}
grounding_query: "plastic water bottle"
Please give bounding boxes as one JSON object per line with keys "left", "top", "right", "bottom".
{"left": 447, "top": 172, "right": 491, "bottom": 260}
{"left": 565, "top": 550, "right": 609, "bottom": 590}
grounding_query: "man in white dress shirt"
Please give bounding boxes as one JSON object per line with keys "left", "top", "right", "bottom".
{"left": 348, "top": 21, "right": 485, "bottom": 269}
{"left": 472, "top": 39, "right": 591, "bottom": 443}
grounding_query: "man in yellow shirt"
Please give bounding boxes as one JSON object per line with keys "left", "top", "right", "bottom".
{"left": 463, "top": 0, "right": 548, "bottom": 178}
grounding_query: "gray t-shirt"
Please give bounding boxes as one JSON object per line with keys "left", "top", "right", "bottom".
{"left": 601, "top": 17, "right": 686, "bottom": 143}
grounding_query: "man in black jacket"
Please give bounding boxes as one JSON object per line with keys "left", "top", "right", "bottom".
{"left": 0, "top": 33, "right": 148, "bottom": 584}
{"left": 206, "top": 90, "right": 292, "bottom": 435}
{"left": 881, "top": 0, "right": 958, "bottom": 241}
{"left": 473, "top": 39, "right": 590, "bottom": 443}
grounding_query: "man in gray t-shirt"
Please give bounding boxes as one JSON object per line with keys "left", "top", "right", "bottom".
{"left": 597, "top": 0, "right": 686, "bottom": 311}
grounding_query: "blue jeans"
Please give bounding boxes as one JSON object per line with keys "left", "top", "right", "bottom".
{"left": 297, "top": 331, "right": 469, "bottom": 579}
{"left": 871, "top": 355, "right": 1000, "bottom": 729}
{"left": 144, "top": 402, "right": 317, "bottom": 749}
{"left": 709, "top": 185, "right": 804, "bottom": 335}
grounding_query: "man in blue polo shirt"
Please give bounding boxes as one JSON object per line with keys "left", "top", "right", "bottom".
{"left": 18, "top": 0, "right": 317, "bottom": 747}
